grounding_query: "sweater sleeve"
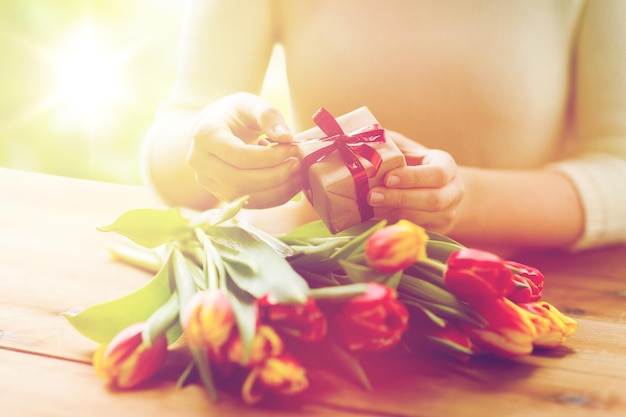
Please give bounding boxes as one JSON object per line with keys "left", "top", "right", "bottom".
{"left": 548, "top": 0, "right": 626, "bottom": 250}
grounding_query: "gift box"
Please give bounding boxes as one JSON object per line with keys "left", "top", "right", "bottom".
{"left": 294, "top": 107, "right": 406, "bottom": 234}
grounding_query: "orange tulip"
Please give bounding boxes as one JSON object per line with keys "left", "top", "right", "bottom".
{"left": 518, "top": 301, "right": 578, "bottom": 349}
{"left": 365, "top": 220, "right": 429, "bottom": 272}
{"left": 93, "top": 322, "right": 168, "bottom": 389}
{"left": 462, "top": 298, "right": 538, "bottom": 358}
{"left": 226, "top": 325, "right": 284, "bottom": 367}
{"left": 181, "top": 289, "right": 236, "bottom": 358}
{"left": 241, "top": 354, "right": 309, "bottom": 404}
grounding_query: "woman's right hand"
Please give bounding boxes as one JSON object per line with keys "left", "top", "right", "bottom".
{"left": 187, "top": 92, "right": 304, "bottom": 209}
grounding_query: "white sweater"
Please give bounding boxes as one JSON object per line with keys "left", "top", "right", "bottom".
{"left": 167, "top": 0, "right": 626, "bottom": 249}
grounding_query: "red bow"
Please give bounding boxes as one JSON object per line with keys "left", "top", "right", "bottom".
{"left": 301, "top": 108, "right": 385, "bottom": 222}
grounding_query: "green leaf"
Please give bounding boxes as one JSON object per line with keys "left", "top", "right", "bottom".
{"left": 329, "top": 220, "right": 386, "bottom": 261}
{"left": 426, "top": 240, "right": 463, "bottom": 264}
{"left": 293, "top": 268, "right": 340, "bottom": 288}
{"left": 299, "top": 337, "right": 372, "bottom": 391}
{"left": 212, "top": 225, "right": 309, "bottom": 303}
{"left": 225, "top": 278, "right": 257, "bottom": 364}
{"left": 309, "top": 283, "right": 369, "bottom": 302}
{"left": 189, "top": 346, "right": 219, "bottom": 401}
{"left": 279, "top": 220, "right": 336, "bottom": 241}
{"left": 171, "top": 247, "right": 199, "bottom": 311}
{"left": 337, "top": 259, "right": 394, "bottom": 284}
{"left": 142, "top": 291, "right": 182, "bottom": 346}
{"left": 195, "top": 228, "right": 225, "bottom": 290}
{"left": 398, "top": 274, "right": 464, "bottom": 309}
{"left": 98, "top": 208, "right": 191, "bottom": 248}
{"left": 238, "top": 221, "right": 295, "bottom": 258}
{"left": 403, "top": 295, "right": 484, "bottom": 327}
{"left": 426, "top": 231, "right": 465, "bottom": 247}
{"left": 286, "top": 239, "right": 350, "bottom": 270}
{"left": 427, "top": 335, "right": 475, "bottom": 356}
{"left": 64, "top": 249, "right": 175, "bottom": 344}
{"left": 213, "top": 239, "right": 259, "bottom": 276}
{"left": 191, "top": 195, "right": 248, "bottom": 228}
{"left": 405, "top": 263, "right": 446, "bottom": 289}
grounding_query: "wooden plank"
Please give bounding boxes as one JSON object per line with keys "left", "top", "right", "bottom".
{"left": 2, "top": 168, "right": 626, "bottom": 417}
{"left": 0, "top": 349, "right": 370, "bottom": 417}
{"left": 303, "top": 349, "right": 626, "bottom": 417}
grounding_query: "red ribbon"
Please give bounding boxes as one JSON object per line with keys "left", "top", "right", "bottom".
{"left": 301, "top": 108, "right": 385, "bottom": 222}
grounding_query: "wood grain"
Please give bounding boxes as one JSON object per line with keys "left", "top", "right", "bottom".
{"left": 2, "top": 168, "right": 626, "bottom": 417}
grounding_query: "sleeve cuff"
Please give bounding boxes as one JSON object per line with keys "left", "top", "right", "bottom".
{"left": 548, "top": 153, "right": 626, "bottom": 251}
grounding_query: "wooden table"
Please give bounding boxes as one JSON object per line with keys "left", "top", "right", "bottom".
{"left": 1, "top": 167, "right": 625, "bottom": 417}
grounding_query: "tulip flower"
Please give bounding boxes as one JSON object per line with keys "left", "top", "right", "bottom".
{"left": 258, "top": 296, "right": 327, "bottom": 342}
{"left": 93, "top": 322, "right": 168, "bottom": 389}
{"left": 226, "top": 325, "right": 284, "bottom": 367}
{"left": 241, "top": 354, "right": 309, "bottom": 404}
{"left": 365, "top": 219, "right": 429, "bottom": 272}
{"left": 331, "top": 282, "right": 409, "bottom": 352}
{"left": 505, "top": 261, "right": 545, "bottom": 303}
{"left": 444, "top": 248, "right": 516, "bottom": 303}
{"left": 518, "top": 301, "right": 578, "bottom": 349}
{"left": 461, "top": 298, "right": 538, "bottom": 358}
{"left": 181, "top": 289, "right": 236, "bottom": 359}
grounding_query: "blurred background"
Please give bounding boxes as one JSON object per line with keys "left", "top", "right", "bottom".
{"left": 1, "top": 0, "right": 288, "bottom": 185}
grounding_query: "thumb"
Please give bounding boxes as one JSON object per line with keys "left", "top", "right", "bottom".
{"left": 246, "top": 97, "right": 293, "bottom": 143}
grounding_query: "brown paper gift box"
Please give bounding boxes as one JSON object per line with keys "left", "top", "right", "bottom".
{"left": 294, "top": 107, "right": 406, "bottom": 234}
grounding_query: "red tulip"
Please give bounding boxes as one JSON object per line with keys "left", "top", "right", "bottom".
{"left": 93, "top": 322, "right": 168, "bottom": 389}
{"left": 444, "top": 248, "right": 516, "bottom": 303}
{"left": 258, "top": 296, "right": 327, "bottom": 342}
{"left": 365, "top": 220, "right": 429, "bottom": 272}
{"left": 331, "top": 283, "right": 409, "bottom": 352}
{"left": 505, "top": 261, "right": 544, "bottom": 303}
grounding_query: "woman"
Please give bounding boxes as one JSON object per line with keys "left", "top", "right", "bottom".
{"left": 141, "top": 0, "right": 626, "bottom": 251}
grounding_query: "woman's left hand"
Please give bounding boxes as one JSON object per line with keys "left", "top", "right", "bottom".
{"left": 367, "top": 131, "right": 465, "bottom": 234}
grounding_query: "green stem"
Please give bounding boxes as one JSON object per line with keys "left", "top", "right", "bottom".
{"left": 171, "top": 246, "right": 199, "bottom": 315}
{"left": 108, "top": 243, "right": 162, "bottom": 273}
{"left": 417, "top": 257, "right": 447, "bottom": 274}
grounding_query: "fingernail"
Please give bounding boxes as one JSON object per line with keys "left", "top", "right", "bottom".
{"left": 273, "top": 123, "right": 291, "bottom": 137}
{"left": 386, "top": 175, "right": 400, "bottom": 187}
{"left": 369, "top": 192, "right": 384, "bottom": 204}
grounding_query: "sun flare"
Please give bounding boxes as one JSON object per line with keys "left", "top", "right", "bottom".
{"left": 50, "top": 20, "right": 130, "bottom": 129}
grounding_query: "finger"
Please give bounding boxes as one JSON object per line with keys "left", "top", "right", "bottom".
{"left": 191, "top": 124, "right": 297, "bottom": 170}
{"left": 196, "top": 164, "right": 304, "bottom": 209}
{"left": 243, "top": 98, "right": 293, "bottom": 143}
{"left": 193, "top": 154, "right": 303, "bottom": 201}
{"left": 385, "top": 150, "right": 457, "bottom": 188}
{"left": 368, "top": 180, "right": 463, "bottom": 212}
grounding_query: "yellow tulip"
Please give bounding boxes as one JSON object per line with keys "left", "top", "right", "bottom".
{"left": 365, "top": 220, "right": 429, "bottom": 272}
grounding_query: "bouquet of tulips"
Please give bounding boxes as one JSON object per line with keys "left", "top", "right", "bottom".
{"left": 66, "top": 197, "right": 577, "bottom": 405}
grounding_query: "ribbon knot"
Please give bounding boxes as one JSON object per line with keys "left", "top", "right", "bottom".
{"left": 301, "top": 107, "right": 385, "bottom": 223}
